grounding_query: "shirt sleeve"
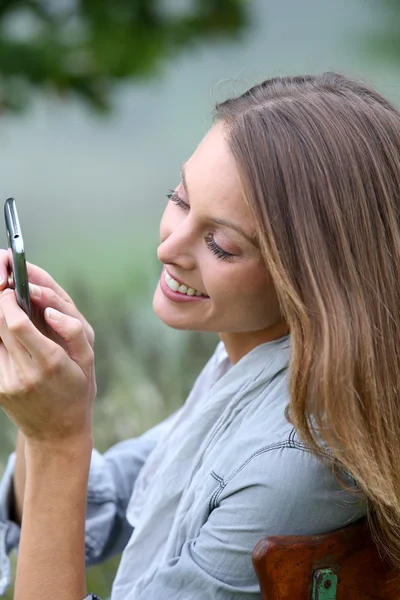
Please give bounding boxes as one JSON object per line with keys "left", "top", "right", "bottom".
{"left": 0, "top": 413, "right": 177, "bottom": 596}
{"left": 0, "top": 453, "right": 20, "bottom": 595}
{"left": 133, "top": 447, "right": 366, "bottom": 600}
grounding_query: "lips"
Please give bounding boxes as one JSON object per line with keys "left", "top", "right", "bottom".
{"left": 164, "top": 267, "right": 208, "bottom": 297}
{"left": 159, "top": 269, "right": 209, "bottom": 303}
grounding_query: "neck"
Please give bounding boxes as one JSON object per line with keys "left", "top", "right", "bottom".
{"left": 219, "top": 320, "right": 289, "bottom": 365}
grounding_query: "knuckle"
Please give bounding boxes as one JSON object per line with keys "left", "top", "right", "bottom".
{"left": 43, "top": 346, "right": 64, "bottom": 373}
{"left": 46, "top": 286, "right": 73, "bottom": 311}
{"left": 87, "top": 324, "right": 95, "bottom": 344}
{"left": 42, "top": 351, "right": 63, "bottom": 374}
{"left": 86, "top": 346, "right": 95, "bottom": 364}
{"left": 19, "top": 373, "right": 38, "bottom": 393}
{"left": 45, "top": 287, "right": 58, "bottom": 304}
{"left": 1, "top": 377, "right": 15, "bottom": 397}
{"left": 70, "top": 318, "right": 84, "bottom": 338}
{"left": 8, "top": 316, "right": 28, "bottom": 336}
{"left": 0, "top": 289, "right": 13, "bottom": 305}
{"left": 3, "top": 374, "right": 35, "bottom": 396}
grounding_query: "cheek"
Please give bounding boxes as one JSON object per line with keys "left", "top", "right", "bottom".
{"left": 237, "top": 275, "right": 271, "bottom": 308}
{"left": 204, "top": 260, "right": 270, "bottom": 300}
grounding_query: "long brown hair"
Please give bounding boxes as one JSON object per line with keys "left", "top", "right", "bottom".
{"left": 215, "top": 72, "right": 400, "bottom": 566}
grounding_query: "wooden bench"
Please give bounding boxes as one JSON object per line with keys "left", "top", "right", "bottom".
{"left": 252, "top": 518, "right": 400, "bottom": 599}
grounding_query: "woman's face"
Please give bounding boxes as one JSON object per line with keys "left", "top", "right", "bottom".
{"left": 153, "top": 121, "right": 284, "bottom": 344}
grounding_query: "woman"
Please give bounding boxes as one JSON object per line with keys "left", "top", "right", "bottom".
{"left": 0, "top": 71, "right": 397, "bottom": 599}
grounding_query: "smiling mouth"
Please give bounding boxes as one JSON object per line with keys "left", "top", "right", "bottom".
{"left": 164, "top": 269, "right": 208, "bottom": 297}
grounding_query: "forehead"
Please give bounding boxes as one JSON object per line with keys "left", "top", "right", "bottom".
{"left": 184, "top": 121, "right": 246, "bottom": 215}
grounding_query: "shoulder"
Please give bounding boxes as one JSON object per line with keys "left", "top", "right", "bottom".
{"left": 213, "top": 428, "right": 365, "bottom": 536}
{"left": 208, "top": 369, "right": 365, "bottom": 535}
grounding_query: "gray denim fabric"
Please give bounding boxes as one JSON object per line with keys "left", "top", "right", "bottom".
{"left": 0, "top": 453, "right": 19, "bottom": 595}
{"left": 0, "top": 337, "right": 367, "bottom": 599}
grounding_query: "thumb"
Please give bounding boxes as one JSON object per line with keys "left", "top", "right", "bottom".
{"left": 44, "top": 307, "right": 93, "bottom": 368}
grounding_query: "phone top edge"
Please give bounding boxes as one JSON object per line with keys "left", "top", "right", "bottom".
{"left": 4, "top": 198, "right": 22, "bottom": 239}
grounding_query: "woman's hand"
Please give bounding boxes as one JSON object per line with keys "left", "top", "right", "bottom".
{"left": 0, "top": 249, "right": 95, "bottom": 350}
{"left": 0, "top": 253, "right": 96, "bottom": 600}
{"left": 0, "top": 258, "right": 96, "bottom": 446}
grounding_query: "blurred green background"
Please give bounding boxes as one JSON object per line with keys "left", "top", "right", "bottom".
{"left": 0, "top": 0, "right": 399, "bottom": 597}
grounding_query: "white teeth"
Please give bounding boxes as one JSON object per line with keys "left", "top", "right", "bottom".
{"left": 164, "top": 271, "right": 206, "bottom": 297}
{"left": 167, "top": 276, "right": 179, "bottom": 291}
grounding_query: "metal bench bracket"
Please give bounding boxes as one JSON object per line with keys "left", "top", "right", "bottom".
{"left": 311, "top": 568, "right": 338, "bottom": 599}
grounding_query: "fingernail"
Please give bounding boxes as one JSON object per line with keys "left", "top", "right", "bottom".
{"left": 45, "top": 307, "right": 62, "bottom": 321}
{"left": 29, "top": 283, "right": 41, "bottom": 298}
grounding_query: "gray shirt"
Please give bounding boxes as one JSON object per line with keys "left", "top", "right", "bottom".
{"left": 0, "top": 335, "right": 366, "bottom": 598}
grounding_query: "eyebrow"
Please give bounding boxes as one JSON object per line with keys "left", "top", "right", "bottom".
{"left": 180, "top": 164, "right": 258, "bottom": 247}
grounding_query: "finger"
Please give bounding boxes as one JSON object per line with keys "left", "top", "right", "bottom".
{"left": 0, "top": 338, "right": 9, "bottom": 366}
{"left": 44, "top": 308, "right": 94, "bottom": 371}
{"left": 5, "top": 249, "right": 16, "bottom": 289}
{"left": 0, "top": 337, "right": 14, "bottom": 390}
{"left": 26, "top": 262, "right": 72, "bottom": 303}
{"left": 29, "top": 283, "right": 94, "bottom": 346}
{"left": 0, "top": 288, "right": 56, "bottom": 363}
{"left": 0, "top": 304, "right": 31, "bottom": 367}
{"left": 0, "top": 249, "right": 10, "bottom": 291}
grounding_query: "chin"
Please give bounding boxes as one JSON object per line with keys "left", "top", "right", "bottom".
{"left": 152, "top": 288, "right": 192, "bottom": 331}
{"left": 152, "top": 284, "right": 218, "bottom": 332}
{"left": 153, "top": 309, "right": 197, "bottom": 331}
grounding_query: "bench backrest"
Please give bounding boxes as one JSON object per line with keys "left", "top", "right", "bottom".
{"left": 252, "top": 518, "right": 400, "bottom": 599}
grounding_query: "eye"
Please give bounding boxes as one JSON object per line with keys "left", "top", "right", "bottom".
{"left": 167, "top": 190, "right": 235, "bottom": 261}
{"left": 167, "top": 190, "right": 189, "bottom": 211}
{"left": 204, "top": 234, "right": 235, "bottom": 261}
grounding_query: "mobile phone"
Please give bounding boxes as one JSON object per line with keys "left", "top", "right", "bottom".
{"left": 4, "top": 198, "right": 31, "bottom": 318}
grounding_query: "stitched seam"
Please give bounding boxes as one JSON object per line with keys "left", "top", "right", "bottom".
{"left": 225, "top": 440, "right": 296, "bottom": 484}
{"left": 210, "top": 441, "right": 292, "bottom": 509}
{"left": 211, "top": 441, "right": 334, "bottom": 508}
{"left": 288, "top": 427, "right": 296, "bottom": 448}
{"left": 209, "top": 482, "right": 226, "bottom": 513}
{"left": 210, "top": 471, "right": 223, "bottom": 483}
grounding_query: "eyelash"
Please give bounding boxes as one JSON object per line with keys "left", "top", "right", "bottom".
{"left": 167, "top": 190, "right": 188, "bottom": 211}
{"left": 167, "top": 190, "right": 234, "bottom": 261}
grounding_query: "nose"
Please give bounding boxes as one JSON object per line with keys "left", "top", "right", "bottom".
{"left": 157, "top": 211, "right": 197, "bottom": 270}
